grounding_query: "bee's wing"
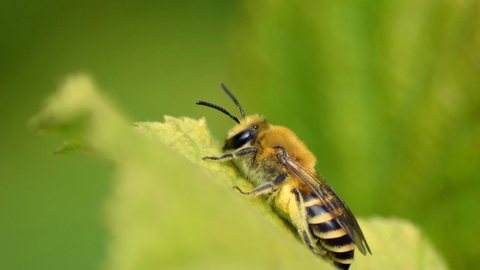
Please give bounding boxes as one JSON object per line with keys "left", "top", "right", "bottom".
{"left": 280, "top": 154, "right": 371, "bottom": 255}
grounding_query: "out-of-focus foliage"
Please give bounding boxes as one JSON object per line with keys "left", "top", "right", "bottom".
{"left": 229, "top": 1, "right": 480, "bottom": 269}
{"left": 0, "top": 1, "right": 235, "bottom": 269}
{"left": 29, "top": 74, "right": 448, "bottom": 270}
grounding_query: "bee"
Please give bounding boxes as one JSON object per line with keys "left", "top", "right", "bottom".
{"left": 196, "top": 84, "right": 371, "bottom": 270}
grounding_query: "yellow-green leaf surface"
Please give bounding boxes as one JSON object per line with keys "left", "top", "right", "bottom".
{"left": 30, "top": 74, "right": 449, "bottom": 270}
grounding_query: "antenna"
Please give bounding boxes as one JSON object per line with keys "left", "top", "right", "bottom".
{"left": 196, "top": 101, "right": 240, "bottom": 124}
{"left": 220, "top": 83, "right": 245, "bottom": 118}
{"left": 196, "top": 83, "right": 246, "bottom": 124}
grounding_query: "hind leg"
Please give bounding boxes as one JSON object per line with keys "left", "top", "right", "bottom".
{"left": 287, "top": 189, "right": 323, "bottom": 255}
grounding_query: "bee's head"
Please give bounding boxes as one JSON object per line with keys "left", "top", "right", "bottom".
{"left": 223, "top": 115, "right": 266, "bottom": 151}
{"left": 196, "top": 84, "right": 267, "bottom": 151}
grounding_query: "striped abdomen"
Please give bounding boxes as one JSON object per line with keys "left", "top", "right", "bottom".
{"left": 304, "top": 195, "right": 355, "bottom": 270}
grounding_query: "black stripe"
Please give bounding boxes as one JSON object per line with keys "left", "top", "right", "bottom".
{"left": 306, "top": 204, "right": 328, "bottom": 218}
{"left": 323, "top": 234, "right": 353, "bottom": 248}
{"left": 333, "top": 250, "right": 354, "bottom": 260}
{"left": 333, "top": 261, "right": 351, "bottom": 270}
{"left": 310, "top": 219, "right": 341, "bottom": 234}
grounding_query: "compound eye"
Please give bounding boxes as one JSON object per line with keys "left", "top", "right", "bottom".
{"left": 224, "top": 131, "right": 253, "bottom": 150}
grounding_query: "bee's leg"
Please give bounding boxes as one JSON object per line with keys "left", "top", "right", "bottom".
{"left": 203, "top": 147, "right": 257, "bottom": 161}
{"left": 290, "top": 188, "right": 322, "bottom": 255}
{"left": 234, "top": 173, "right": 289, "bottom": 196}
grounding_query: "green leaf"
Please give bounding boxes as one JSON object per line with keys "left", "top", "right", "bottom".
{"left": 30, "top": 74, "right": 449, "bottom": 270}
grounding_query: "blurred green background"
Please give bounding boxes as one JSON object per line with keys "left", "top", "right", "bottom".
{"left": 1, "top": 0, "right": 479, "bottom": 269}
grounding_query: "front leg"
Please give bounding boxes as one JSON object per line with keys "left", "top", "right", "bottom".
{"left": 203, "top": 147, "right": 257, "bottom": 162}
{"left": 234, "top": 173, "right": 289, "bottom": 197}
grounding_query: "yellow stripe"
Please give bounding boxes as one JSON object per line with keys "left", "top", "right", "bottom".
{"left": 332, "top": 257, "right": 354, "bottom": 264}
{"left": 304, "top": 198, "right": 322, "bottom": 207}
{"left": 308, "top": 213, "right": 333, "bottom": 224}
{"left": 315, "top": 228, "right": 347, "bottom": 239}
{"left": 332, "top": 207, "right": 345, "bottom": 217}
{"left": 325, "top": 243, "right": 356, "bottom": 253}
{"left": 324, "top": 194, "right": 334, "bottom": 203}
